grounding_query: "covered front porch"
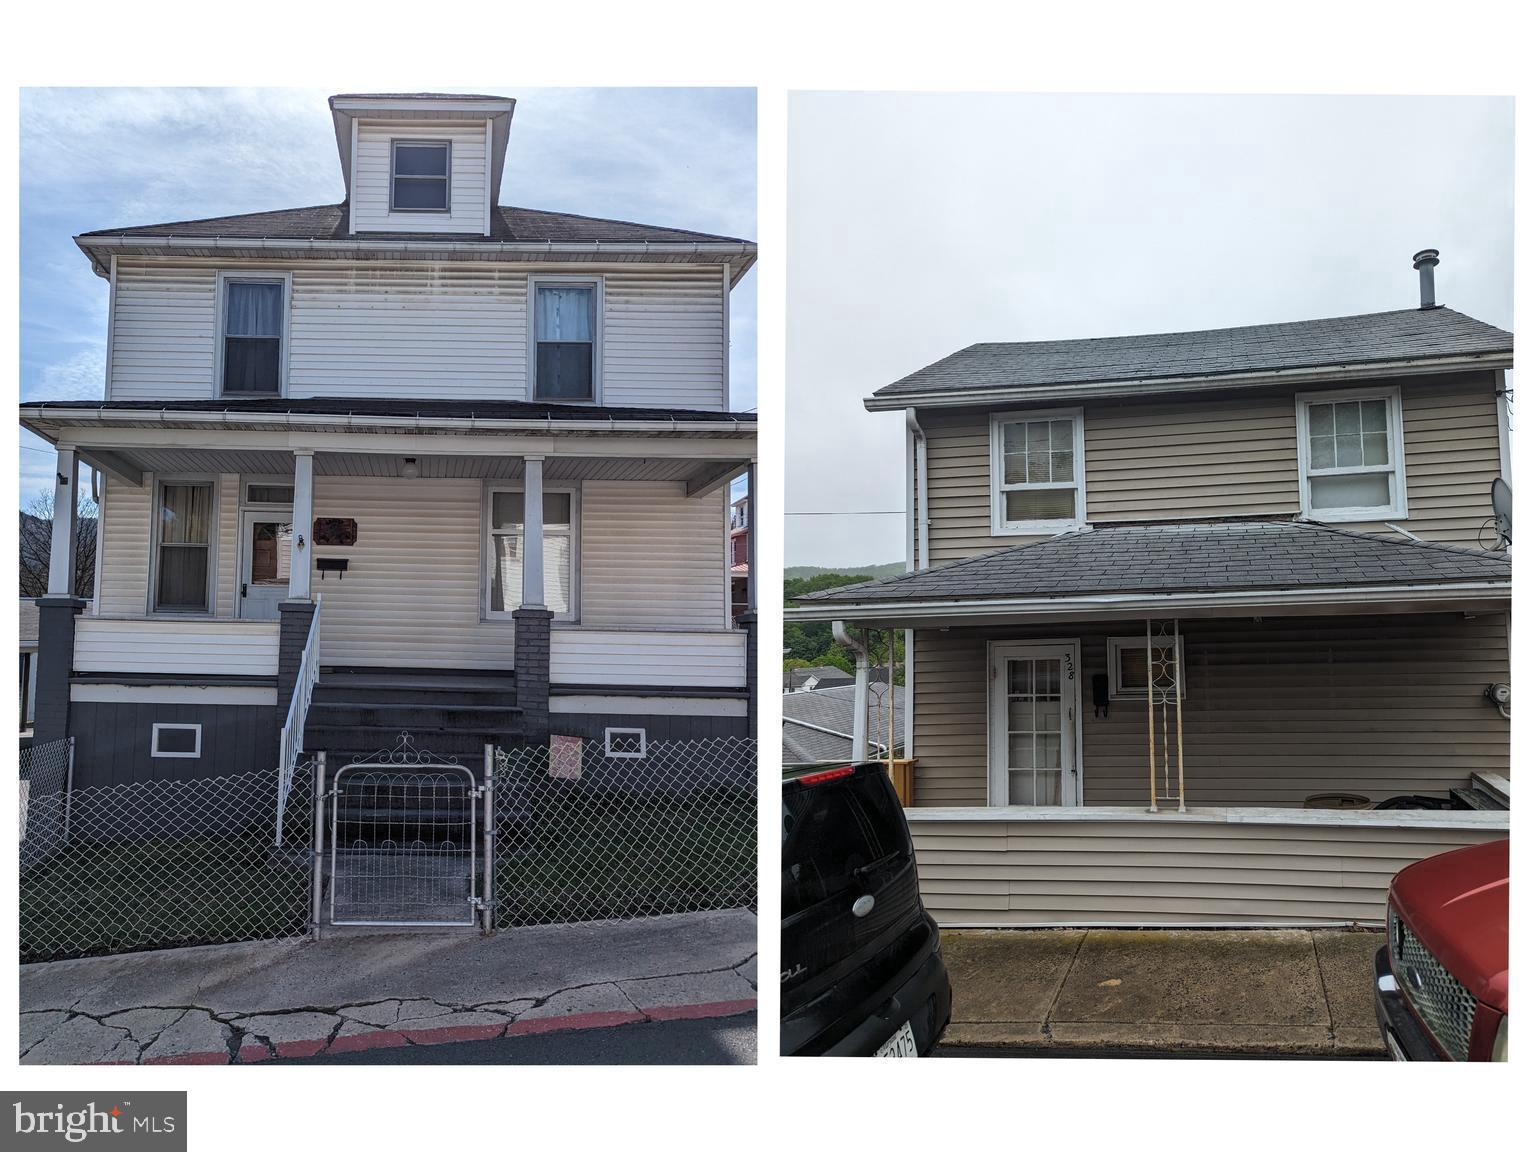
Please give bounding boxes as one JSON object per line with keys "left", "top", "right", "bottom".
{"left": 790, "top": 520, "right": 1512, "bottom": 925}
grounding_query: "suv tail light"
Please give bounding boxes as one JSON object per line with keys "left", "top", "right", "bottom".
{"left": 797, "top": 766, "right": 856, "bottom": 786}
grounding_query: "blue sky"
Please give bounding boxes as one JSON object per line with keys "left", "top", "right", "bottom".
{"left": 18, "top": 86, "right": 757, "bottom": 507}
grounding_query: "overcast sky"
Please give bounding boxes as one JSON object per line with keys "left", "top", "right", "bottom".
{"left": 17, "top": 86, "right": 756, "bottom": 508}
{"left": 786, "top": 92, "right": 1514, "bottom": 569}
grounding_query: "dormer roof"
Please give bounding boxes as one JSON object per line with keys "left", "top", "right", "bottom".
{"left": 327, "top": 91, "right": 515, "bottom": 204}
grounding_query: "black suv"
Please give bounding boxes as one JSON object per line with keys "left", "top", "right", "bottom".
{"left": 781, "top": 762, "right": 952, "bottom": 1056}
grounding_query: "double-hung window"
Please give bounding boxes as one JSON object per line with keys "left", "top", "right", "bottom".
{"left": 532, "top": 282, "right": 598, "bottom": 401}
{"left": 155, "top": 482, "right": 214, "bottom": 613}
{"left": 220, "top": 278, "right": 285, "bottom": 396}
{"left": 990, "top": 409, "right": 1086, "bottom": 534}
{"left": 1297, "top": 388, "right": 1406, "bottom": 521}
{"left": 486, "top": 488, "right": 577, "bottom": 621}
{"left": 390, "top": 140, "right": 450, "bottom": 211}
{"left": 1107, "top": 635, "right": 1185, "bottom": 700}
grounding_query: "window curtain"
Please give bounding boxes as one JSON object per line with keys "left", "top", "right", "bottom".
{"left": 225, "top": 282, "right": 282, "bottom": 337}
{"left": 536, "top": 287, "right": 594, "bottom": 342}
{"left": 157, "top": 484, "right": 212, "bottom": 609}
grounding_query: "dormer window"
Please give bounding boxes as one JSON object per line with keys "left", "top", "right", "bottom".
{"left": 219, "top": 276, "right": 286, "bottom": 396}
{"left": 390, "top": 140, "right": 451, "bottom": 211}
{"left": 532, "top": 281, "right": 600, "bottom": 402}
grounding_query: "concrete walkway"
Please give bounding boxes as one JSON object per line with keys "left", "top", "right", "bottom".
{"left": 940, "top": 926, "right": 1385, "bottom": 1057}
{"left": 19, "top": 910, "right": 757, "bottom": 1065}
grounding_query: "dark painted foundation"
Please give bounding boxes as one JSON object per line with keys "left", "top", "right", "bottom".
{"left": 548, "top": 710, "right": 749, "bottom": 744}
{"left": 68, "top": 700, "right": 280, "bottom": 791}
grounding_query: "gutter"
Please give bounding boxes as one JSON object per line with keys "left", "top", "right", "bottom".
{"left": 905, "top": 408, "right": 929, "bottom": 570}
{"left": 18, "top": 404, "right": 756, "bottom": 440}
{"left": 831, "top": 622, "right": 871, "bottom": 760}
{"left": 865, "top": 353, "right": 1513, "bottom": 411}
{"left": 74, "top": 235, "right": 757, "bottom": 283}
{"left": 788, "top": 580, "right": 1513, "bottom": 623}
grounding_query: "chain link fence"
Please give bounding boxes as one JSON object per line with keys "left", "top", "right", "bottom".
{"left": 493, "top": 737, "right": 756, "bottom": 926}
{"left": 19, "top": 763, "right": 315, "bottom": 964}
{"left": 20, "top": 738, "right": 74, "bottom": 875}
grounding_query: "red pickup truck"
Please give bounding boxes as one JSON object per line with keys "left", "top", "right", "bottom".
{"left": 1374, "top": 838, "right": 1508, "bottom": 1061}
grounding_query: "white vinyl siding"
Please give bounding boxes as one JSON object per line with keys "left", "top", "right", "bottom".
{"left": 579, "top": 481, "right": 729, "bottom": 628}
{"left": 107, "top": 265, "right": 217, "bottom": 401}
{"left": 74, "top": 618, "right": 279, "bottom": 678}
{"left": 312, "top": 476, "right": 515, "bottom": 669}
{"left": 97, "top": 475, "right": 154, "bottom": 616}
{"left": 351, "top": 123, "right": 487, "bottom": 234}
{"left": 550, "top": 629, "right": 747, "bottom": 688}
{"left": 907, "top": 812, "right": 1507, "bottom": 927}
{"left": 106, "top": 259, "right": 729, "bottom": 411}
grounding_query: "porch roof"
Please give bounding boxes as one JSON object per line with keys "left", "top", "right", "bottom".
{"left": 790, "top": 520, "right": 1511, "bottom": 623}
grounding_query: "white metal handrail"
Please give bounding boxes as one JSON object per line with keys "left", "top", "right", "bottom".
{"left": 275, "top": 596, "right": 322, "bottom": 846}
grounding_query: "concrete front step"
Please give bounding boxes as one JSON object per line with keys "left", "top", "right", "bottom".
{"left": 308, "top": 704, "right": 523, "bottom": 730}
{"left": 311, "top": 684, "right": 514, "bottom": 708}
{"left": 304, "top": 725, "right": 521, "bottom": 764}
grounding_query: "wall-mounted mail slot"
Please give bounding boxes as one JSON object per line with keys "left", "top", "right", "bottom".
{"left": 316, "top": 558, "right": 350, "bottom": 579}
{"left": 313, "top": 517, "right": 358, "bottom": 546}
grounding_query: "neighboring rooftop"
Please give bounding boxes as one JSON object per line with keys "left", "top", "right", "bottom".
{"left": 20, "top": 599, "right": 39, "bottom": 647}
{"left": 797, "top": 521, "right": 1511, "bottom": 607}
{"left": 868, "top": 308, "right": 1513, "bottom": 408}
{"left": 782, "top": 682, "right": 906, "bottom": 764}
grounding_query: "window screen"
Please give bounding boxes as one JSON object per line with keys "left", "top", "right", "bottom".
{"left": 391, "top": 142, "right": 450, "bottom": 211}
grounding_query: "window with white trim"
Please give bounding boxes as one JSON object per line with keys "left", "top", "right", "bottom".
{"left": 220, "top": 278, "right": 286, "bottom": 396}
{"left": 1297, "top": 388, "right": 1406, "bottom": 521}
{"left": 390, "top": 140, "right": 451, "bottom": 211}
{"left": 990, "top": 410, "right": 1086, "bottom": 534}
{"left": 485, "top": 486, "right": 577, "bottom": 621}
{"left": 154, "top": 481, "right": 214, "bottom": 613}
{"left": 151, "top": 723, "right": 202, "bottom": 758}
{"left": 1106, "top": 636, "right": 1185, "bottom": 700}
{"left": 604, "top": 728, "right": 647, "bottom": 758}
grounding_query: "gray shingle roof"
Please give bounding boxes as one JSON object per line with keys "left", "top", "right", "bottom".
{"left": 871, "top": 308, "right": 1512, "bottom": 403}
{"left": 76, "top": 202, "right": 753, "bottom": 246}
{"left": 798, "top": 521, "right": 1511, "bottom": 606}
{"left": 20, "top": 599, "right": 39, "bottom": 647}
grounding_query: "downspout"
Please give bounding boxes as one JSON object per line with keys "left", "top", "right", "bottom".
{"left": 906, "top": 408, "right": 929, "bottom": 570}
{"left": 833, "top": 621, "right": 871, "bottom": 762}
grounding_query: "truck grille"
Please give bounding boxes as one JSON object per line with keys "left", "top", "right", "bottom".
{"left": 1389, "top": 906, "right": 1478, "bottom": 1061}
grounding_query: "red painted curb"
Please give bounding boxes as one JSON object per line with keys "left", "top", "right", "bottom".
{"left": 645, "top": 997, "right": 757, "bottom": 1022}
{"left": 83, "top": 996, "right": 757, "bottom": 1064}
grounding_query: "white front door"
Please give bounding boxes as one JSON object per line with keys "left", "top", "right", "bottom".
{"left": 988, "top": 641, "right": 1081, "bottom": 806}
{"left": 238, "top": 509, "right": 294, "bottom": 620}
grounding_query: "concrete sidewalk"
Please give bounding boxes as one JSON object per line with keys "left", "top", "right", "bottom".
{"left": 20, "top": 910, "right": 757, "bottom": 1065}
{"left": 940, "top": 926, "right": 1385, "bottom": 1057}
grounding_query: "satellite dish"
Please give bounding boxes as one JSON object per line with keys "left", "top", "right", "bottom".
{"left": 1491, "top": 477, "right": 1513, "bottom": 546}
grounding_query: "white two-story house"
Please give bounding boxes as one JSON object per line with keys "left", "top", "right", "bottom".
{"left": 22, "top": 92, "right": 757, "bottom": 790}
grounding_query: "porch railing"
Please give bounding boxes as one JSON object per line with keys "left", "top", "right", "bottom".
{"left": 276, "top": 596, "right": 322, "bottom": 846}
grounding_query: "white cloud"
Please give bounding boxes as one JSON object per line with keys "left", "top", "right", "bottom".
{"left": 35, "top": 347, "right": 107, "bottom": 401}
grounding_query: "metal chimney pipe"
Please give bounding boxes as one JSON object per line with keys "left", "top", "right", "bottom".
{"left": 1413, "top": 249, "right": 1440, "bottom": 309}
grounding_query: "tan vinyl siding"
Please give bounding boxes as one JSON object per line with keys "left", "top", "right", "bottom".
{"left": 917, "top": 370, "right": 1504, "bottom": 560}
{"left": 215, "top": 474, "right": 238, "bottom": 619}
{"left": 107, "top": 265, "right": 216, "bottom": 401}
{"left": 911, "top": 614, "right": 1510, "bottom": 808}
{"left": 350, "top": 122, "right": 488, "bottom": 235}
{"left": 288, "top": 264, "right": 525, "bottom": 400}
{"left": 580, "top": 481, "right": 728, "bottom": 628}
{"left": 909, "top": 814, "right": 1508, "bottom": 926}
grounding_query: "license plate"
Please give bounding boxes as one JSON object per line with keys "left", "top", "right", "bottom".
{"left": 876, "top": 1020, "right": 918, "bottom": 1058}
{"left": 1385, "top": 1031, "right": 1408, "bottom": 1062}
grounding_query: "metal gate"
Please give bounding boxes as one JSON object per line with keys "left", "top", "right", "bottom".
{"left": 328, "top": 735, "right": 483, "bottom": 927}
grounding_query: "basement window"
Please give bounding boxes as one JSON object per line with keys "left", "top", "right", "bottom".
{"left": 1296, "top": 387, "right": 1406, "bottom": 522}
{"left": 390, "top": 140, "right": 451, "bottom": 211}
{"left": 1107, "top": 635, "right": 1185, "bottom": 700}
{"left": 151, "top": 723, "right": 202, "bottom": 759}
{"left": 990, "top": 409, "right": 1086, "bottom": 534}
{"left": 604, "top": 728, "right": 647, "bottom": 758}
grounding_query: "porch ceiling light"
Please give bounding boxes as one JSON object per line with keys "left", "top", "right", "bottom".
{"left": 401, "top": 458, "right": 420, "bottom": 480}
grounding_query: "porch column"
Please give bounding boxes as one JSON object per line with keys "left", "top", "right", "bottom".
{"left": 47, "top": 447, "right": 78, "bottom": 597}
{"left": 289, "top": 449, "right": 314, "bottom": 601}
{"left": 522, "top": 455, "right": 545, "bottom": 608}
{"left": 745, "top": 463, "right": 756, "bottom": 613}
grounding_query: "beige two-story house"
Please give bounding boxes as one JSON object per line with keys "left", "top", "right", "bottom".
{"left": 789, "top": 251, "right": 1511, "bottom": 927}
